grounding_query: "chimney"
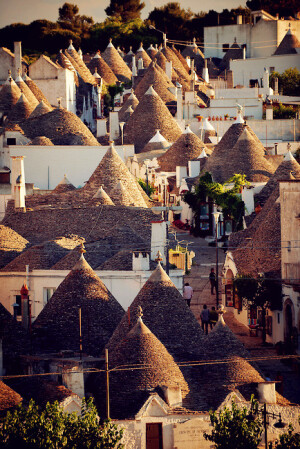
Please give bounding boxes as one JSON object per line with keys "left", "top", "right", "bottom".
{"left": 162, "top": 385, "right": 182, "bottom": 406}
{"left": 176, "top": 166, "right": 187, "bottom": 188}
{"left": 202, "top": 59, "right": 209, "bottom": 84}
{"left": 227, "top": 70, "right": 234, "bottom": 88}
{"left": 263, "top": 68, "right": 269, "bottom": 89}
{"left": 165, "top": 60, "right": 172, "bottom": 80}
{"left": 257, "top": 382, "right": 276, "bottom": 404}
{"left": 188, "top": 160, "right": 201, "bottom": 178}
{"left": 137, "top": 58, "right": 144, "bottom": 70}
{"left": 243, "top": 46, "right": 246, "bottom": 59}
{"left": 11, "top": 156, "right": 26, "bottom": 212}
{"left": 132, "top": 252, "right": 150, "bottom": 271}
{"left": 96, "top": 118, "right": 107, "bottom": 137}
{"left": 20, "top": 282, "right": 29, "bottom": 330}
{"left": 14, "top": 42, "right": 22, "bottom": 79}
{"left": 62, "top": 364, "right": 85, "bottom": 398}
{"left": 176, "top": 87, "right": 183, "bottom": 122}
{"left": 151, "top": 221, "right": 166, "bottom": 264}
{"left": 109, "top": 111, "right": 120, "bottom": 140}
{"left": 131, "top": 56, "right": 137, "bottom": 77}
{"left": 237, "top": 15, "right": 243, "bottom": 24}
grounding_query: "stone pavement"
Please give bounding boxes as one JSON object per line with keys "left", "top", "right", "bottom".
{"left": 172, "top": 228, "right": 300, "bottom": 405}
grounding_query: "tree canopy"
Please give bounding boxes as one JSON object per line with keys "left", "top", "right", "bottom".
{"left": 0, "top": 398, "right": 124, "bottom": 449}
{"left": 246, "top": 0, "right": 299, "bottom": 18}
{"left": 105, "top": 0, "right": 145, "bottom": 22}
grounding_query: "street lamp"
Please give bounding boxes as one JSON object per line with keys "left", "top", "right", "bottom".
{"left": 149, "top": 25, "right": 167, "bottom": 47}
{"left": 213, "top": 210, "right": 221, "bottom": 308}
{"left": 248, "top": 402, "right": 286, "bottom": 449}
{"left": 144, "top": 159, "right": 150, "bottom": 195}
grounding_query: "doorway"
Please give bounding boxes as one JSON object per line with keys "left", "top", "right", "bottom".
{"left": 146, "top": 423, "right": 163, "bottom": 449}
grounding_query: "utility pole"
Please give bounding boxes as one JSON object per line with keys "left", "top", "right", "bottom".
{"left": 105, "top": 348, "right": 110, "bottom": 419}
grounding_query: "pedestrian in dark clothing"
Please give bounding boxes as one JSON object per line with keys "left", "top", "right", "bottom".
{"left": 209, "top": 306, "right": 218, "bottom": 329}
{"left": 200, "top": 304, "right": 210, "bottom": 335}
{"left": 209, "top": 268, "right": 216, "bottom": 295}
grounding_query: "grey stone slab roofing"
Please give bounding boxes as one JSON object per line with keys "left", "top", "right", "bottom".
{"left": 29, "top": 100, "right": 52, "bottom": 119}
{"left": 123, "top": 86, "right": 182, "bottom": 153}
{"left": 28, "top": 136, "right": 54, "bottom": 145}
{"left": 134, "top": 62, "right": 176, "bottom": 103}
{"left": 135, "top": 43, "right": 152, "bottom": 68}
{"left": 0, "top": 77, "right": 21, "bottom": 116}
{"left": 1, "top": 237, "right": 81, "bottom": 272}
{"left": 0, "top": 302, "right": 31, "bottom": 374}
{"left": 274, "top": 29, "right": 300, "bottom": 55}
{"left": 52, "top": 175, "right": 76, "bottom": 194}
{"left": 203, "top": 122, "right": 273, "bottom": 183}
{"left": 160, "top": 46, "right": 191, "bottom": 83}
{"left": 158, "top": 126, "right": 208, "bottom": 172}
{"left": 219, "top": 42, "right": 243, "bottom": 71}
{"left": 118, "top": 91, "right": 139, "bottom": 123}
{"left": 82, "top": 142, "right": 149, "bottom": 207}
{"left": 32, "top": 253, "right": 124, "bottom": 356}
{"left": 6, "top": 93, "right": 34, "bottom": 123}
{"left": 15, "top": 76, "right": 39, "bottom": 108}
{"left": 87, "top": 52, "right": 118, "bottom": 85}
{"left": 102, "top": 40, "right": 132, "bottom": 83}
{"left": 106, "top": 263, "right": 204, "bottom": 360}
{"left": 0, "top": 381, "right": 22, "bottom": 413}
{"left": 172, "top": 45, "right": 191, "bottom": 74}
{"left": 23, "top": 74, "right": 52, "bottom": 109}
{"left": 255, "top": 152, "right": 300, "bottom": 206}
{"left": 0, "top": 225, "right": 30, "bottom": 269}
{"left": 19, "top": 106, "right": 100, "bottom": 146}
{"left": 66, "top": 44, "right": 96, "bottom": 85}
{"left": 95, "top": 316, "right": 189, "bottom": 419}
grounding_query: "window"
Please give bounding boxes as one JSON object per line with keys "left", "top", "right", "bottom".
{"left": 14, "top": 295, "right": 22, "bottom": 316}
{"left": 269, "top": 67, "right": 275, "bottom": 73}
{"left": 7, "top": 138, "right": 16, "bottom": 145}
{"left": 223, "top": 43, "right": 229, "bottom": 52}
{"left": 43, "top": 288, "right": 56, "bottom": 306}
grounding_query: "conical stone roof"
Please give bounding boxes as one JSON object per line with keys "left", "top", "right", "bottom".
{"left": 55, "top": 50, "right": 79, "bottom": 86}
{"left": 220, "top": 41, "right": 243, "bottom": 71}
{"left": 135, "top": 43, "right": 152, "bottom": 68}
{"left": 29, "top": 100, "right": 52, "bottom": 118}
{"left": 92, "top": 186, "right": 115, "bottom": 205}
{"left": 23, "top": 74, "right": 52, "bottom": 109}
{"left": 204, "top": 123, "right": 268, "bottom": 182}
{"left": 28, "top": 136, "right": 54, "bottom": 145}
{"left": 106, "top": 263, "right": 204, "bottom": 359}
{"left": 214, "top": 127, "right": 275, "bottom": 182}
{"left": 20, "top": 106, "right": 100, "bottom": 146}
{"left": 0, "top": 75, "right": 21, "bottom": 116}
{"left": 158, "top": 125, "right": 208, "bottom": 171}
{"left": 15, "top": 72, "right": 39, "bottom": 108}
{"left": 134, "top": 61, "right": 176, "bottom": 103}
{"left": 124, "top": 85, "right": 182, "bottom": 153}
{"left": 82, "top": 142, "right": 148, "bottom": 207}
{"left": 0, "top": 225, "right": 29, "bottom": 269}
{"left": 88, "top": 52, "right": 118, "bottom": 85}
{"left": 102, "top": 40, "right": 132, "bottom": 83}
{"left": 147, "top": 44, "right": 158, "bottom": 60}
{"left": 66, "top": 41, "right": 96, "bottom": 85}
{"left": 123, "top": 46, "right": 135, "bottom": 65}
{"left": 160, "top": 46, "right": 191, "bottom": 82}
{"left": 118, "top": 91, "right": 139, "bottom": 122}
{"left": 172, "top": 45, "right": 190, "bottom": 74}
{"left": 256, "top": 151, "right": 300, "bottom": 206}
{"left": 32, "top": 252, "right": 124, "bottom": 356}
{"left": 110, "top": 180, "right": 135, "bottom": 206}
{"left": 6, "top": 93, "right": 34, "bottom": 123}
{"left": 101, "top": 314, "right": 189, "bottom": 418}
{"left": 274, "top": 28, "right": 300, "bottom": 55}
{"left": 141, "top": 129, "right": 170, "bottom": 153}
{"left": 0, "top": 381, "right": 23, "bottom": 411}
{"left": 52, "top": 174, "right": 76, "bottom": 194}
{"left": 199, "top": 118, "right": 216, "bottom": 143}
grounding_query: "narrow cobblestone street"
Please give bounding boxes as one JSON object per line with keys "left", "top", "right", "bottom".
{"left": 172, "top": 228, "right": 300, "bottom": 405}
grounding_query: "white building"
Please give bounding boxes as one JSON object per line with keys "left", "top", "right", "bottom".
{"left": 204, "top": 10, "right": 300, "bottom": 59}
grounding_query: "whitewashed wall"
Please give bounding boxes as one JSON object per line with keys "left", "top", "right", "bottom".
{"left": 9, "top": 145, "right": 135, "bottom": 190}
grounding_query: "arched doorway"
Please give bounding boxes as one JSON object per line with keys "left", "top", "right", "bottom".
{"left": 283, "top": 299, "right": 294, "bottom": 344}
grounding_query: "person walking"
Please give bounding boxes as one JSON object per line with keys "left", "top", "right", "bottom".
{"left": 200, "top": 304, "right": 210, "bottom": 335}
{"left": 209, "top": 306, "right": 218, "bottom": 329}
{"left": 209, "top": 268, "right": 216, "bottom": 295}
{"left": 183, "top": 282, "right": 193, "bottom": 307}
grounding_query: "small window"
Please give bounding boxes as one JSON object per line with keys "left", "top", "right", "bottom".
{"left": 223, "top": 44, "right": 230, "bottom": 52}
{"left": 277, "top": 313, "right": 280, "bottom": 324}
{"left": 43, "top": 287, "right": 56, "bottom": 306}
{"left": 15, "top": 295, "right": 22, "bottom": 316}
{"left": 7, "top": 138, "right": 16, "bottom": 145}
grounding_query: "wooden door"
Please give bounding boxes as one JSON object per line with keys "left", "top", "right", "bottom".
{"left": 146, "top": 423, "right": 163, "bottom": 449}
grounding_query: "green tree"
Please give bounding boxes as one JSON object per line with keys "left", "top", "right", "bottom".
{"left": 184, "top": 172, "right": 248, "bottom": 235}
{"left": 58, "top": 3, "right": 79, "bottom": 23}
{"left": 234, "top": 274, "right": 282, "bottom": 343}
{"left": 270, "top": 68, "right": 300, "bottom": 97}
{"left": 105, "top": 0, "right": 145, "bottom": 22}
{"left": 0, "top": 398, "right": 124, "bottom": 449}
{"left": 204, "top": 399, "right": 263, "bottom": 449}
{"left": 147, "top": 2, "right": 194, "bottom": 41}
{"left": 246, "top": 0, "right": 298, "bottom": 18}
